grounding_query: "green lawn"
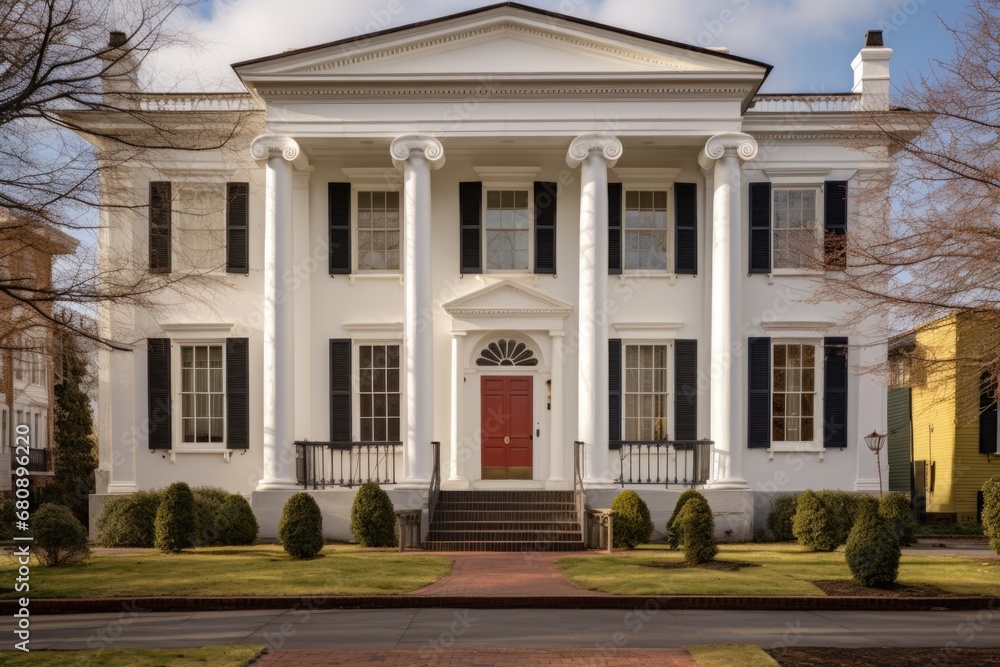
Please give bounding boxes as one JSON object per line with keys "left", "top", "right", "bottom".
{"left": 0, "top": 545, "right": 451, "bottom": 598}
{"left": 557, "top": 543, "right": 1000, "bottom": 596}
{"left": 688, "top": 645, "right": 779, "bottom": 667}
{"left": 0, "top": 645, "right": 264, "bottom": 667}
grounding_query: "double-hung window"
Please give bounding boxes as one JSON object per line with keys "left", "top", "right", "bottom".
{"left": 358, "top": 344, "right": 401, "bottom": 442}
{"left": 772, "top": 187, "right": 822, "bottom": 270}
{"left": 485, "top": 189, "right": 531, "bottom": 271}
{"left": 623, "top": 190, "right": 669, "bottom": 271}
{"left": 179, "top": 344, "right": 225, "bottom": 444}
{"left": 771, "top": 342, "right": 817, "bottom": 444}
{"left": 356, "top": 191, "right": 401, "bottom": 272}
{"left": 623, "top": 344, "right": 669, "bottom": 441}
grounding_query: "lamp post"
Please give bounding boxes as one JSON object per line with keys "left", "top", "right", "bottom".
{"left": 864, "top": 431, "right": 887, "bottom": 497}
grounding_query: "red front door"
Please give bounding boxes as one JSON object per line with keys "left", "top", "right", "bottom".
{"left": 481, "top": 376, "right": 533, "bottom": 480}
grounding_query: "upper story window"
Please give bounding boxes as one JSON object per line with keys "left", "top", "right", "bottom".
{"left": 485, "top": 189, "right": 530, "bottom": 271}
{"left": 356, "top": 191, "right": 401, "bottom": 272}
{"left": 14, "top": 350, "right": 45, "bottom": 386}
{"left": 180, "top": 344, "right": 225, "bottom": 444}
{"left": 772, "top": 187, "right": 822, "bottom": 270}
{"left": 624, "top": 190, "right": 668, "bottom": 271}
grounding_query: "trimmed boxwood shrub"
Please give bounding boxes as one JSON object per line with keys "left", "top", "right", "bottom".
{"left": 610, "top": 489, "right": 653, "bottom": 550}
{"left": 279, "top": 492, "right": 324, "bottom": 559}
{"left": 879, "top": 492, "right": 916, "bottom": 547}
{"left": 675, "top": 493, "right": 717, "bottom": 565}
{"left": 0, "top": 498, "right": 15, "bottom": 541}
{"left": 33, "top": 503, "right": 90, "bottom": 567}
{"left": 793, "top": 490, "right": 838, "bottom": 552}
{"left": 816, "top": 490, "right": 863, "bottom": 547}
{"left": 766, "top": 494, "right": 798, "bottom": 542}
{"left": 215, "top": 494, "right": 259, "bottom": 546}
{"left": 97, "top": 490, "right": 162, "bottom": 547}
{"left": 154, "top": 482, "right": 197, "bottom": 553}
{"left": 666, "top": 489, "right": 702, "bottom": 550}
{"left": 350, "top": 483, "right": 397, "bottom": 548}
{"left": 983, "top": 476, "right": 1000, "bottom": 555}
{"left": 192, "top": 486, "right": 230, "bottom": 546}
{"left": 845, "top": 498, "right": 901, "bottom": 589}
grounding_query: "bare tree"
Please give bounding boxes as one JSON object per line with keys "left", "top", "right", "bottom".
{"left": 0, "top": 0, "right": 255, "bottom": 350}
{"left": 824, "top": 0, "right": 1000, "bottom": 379}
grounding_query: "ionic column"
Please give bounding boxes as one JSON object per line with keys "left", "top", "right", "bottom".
{"left": 449, "top": 331, "right": 466, "bottom": 482}
{"left": 391, "top": 135, "right": 445, "bottom": 484}
{"left": 547, "top": 331, "right": 566, "bottom": 484}
{"left": 566, "top": 134, "right": 623, "bottom": 484}
{"left": 698, "top": 132, "right": 758, "bottom": 489}
{"left": 251, "top": 134, "right": 309, "bottom": 491}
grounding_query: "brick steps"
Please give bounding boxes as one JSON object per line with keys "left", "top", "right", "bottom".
{"left": 425, "top": 490, "right": 584, "bottom": 552}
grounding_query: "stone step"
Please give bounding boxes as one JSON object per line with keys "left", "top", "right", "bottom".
{"left": 434, "top": 502, "right": 577, "bottom": 512}
{"left": 439, "top": 490, "right": 575, "bottom": 503}
{"left": 426, "top": 530, "right": 583, "bottom": 542}
{"left": 432, "top": 510, "right": 580, "bottom": 522}
{"left": 423, "top": 540, "right": 586, "bottom": 552}
{"left": 430, "top": 521, "right": 581, "bottom": 532}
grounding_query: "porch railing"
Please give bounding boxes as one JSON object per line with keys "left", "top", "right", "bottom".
{"left": 573, "top": 441, "right": 586, "bottom": 536}
{"left": 612, "top": 440, "right": 713, "bottom": 487}
{"left": 428, "top": 441, "right": 441, "bottom": 526}
{"left": 21, "top": 448, "right": 51, "bottom": 473}
{"left": 294, "top": 441, "right": 401, "bottom": 489}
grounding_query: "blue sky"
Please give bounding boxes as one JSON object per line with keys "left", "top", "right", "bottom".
{"left": 169, "top": 0, "right": 970, "bottom": 94}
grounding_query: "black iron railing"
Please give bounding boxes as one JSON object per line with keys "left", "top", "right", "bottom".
{"left": 294, "top": 441, "right": 401, "bottom": 489}
{"left": 573, "top": 441, "right": 586, "bottom": 535}
{"left": 22, "top": 448, "right": 51, "bottom": 473}
{"left": 612, "top": 440, "right": 713, "bottom": 487}
{"left": 428, "top": 441, "right": 441, "bottom": 525}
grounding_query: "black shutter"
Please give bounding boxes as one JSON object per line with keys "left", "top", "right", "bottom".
{"left": 609, "top": 338, "right": 622, "bottom": 448}
{"left": 330, "top": 339, "right": 352, "bottom": 443}
{"left": 823, "top": 337, "right": 849, "bottom": 448}
{"left": 748, "top": 337, "right": 771, "bottom": 448}
{"left": 328, "top": 183, "right": 351, "bottom": 275}
{"left": 674, "top": 183, "right": 697, "bottom": 275}
{"left": 749, "top": 182, "right": 771, "bottom": 274}
{"left": 674, "top": 339, "right": 698, "bottom": 440}
{"left": 608, "top": 183, "right": 623, "bottom": 275}
{"left": 824, "top": 181, "right": 848, "bottom": 270}
{"left": 534, "top": 181, "right": 557, "bottom": 274}
{"left": 459, "top": 182, "right": 482, "bottom": 275}
{"left": 226, "top": 337, "right": 249, "bottom": 450}
{"left": 226, "top": 182, "right": 249, "bottom": 274}
{"left": 980, "top": 370, "right": 998, "bottom": 454}
{"left": 149, "top": 181, "right": 171, "bottom": 273}
{"left": 147, "top": 338, "right": 171, "bottom": 450}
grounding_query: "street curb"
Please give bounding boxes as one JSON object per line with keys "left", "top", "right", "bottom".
{"left": 3, "top": 595, "right": 996, "bottom": 615}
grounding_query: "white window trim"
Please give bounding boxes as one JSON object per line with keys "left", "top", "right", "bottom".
{"left": 621, "top": 185, "right": 674, "bottom": 276}
{"left": 769, "top": 184, "right": 825, "bottom": 276}
{"left": 481, "top": 183, "right": 535, "bottom": 275}
{"left": 351, "top": 185, "right": 404, "bottom": 277}
{"left": 767, "top": 338, "right": 825, "bottom": 456}
{"left": 620, "top": 340, "right": 675, "bottom": 442}
{"left": 352, "top": 340, "right": 404, "bottom": 444}
{"left": 171, "top": 339, "right": 228, "bottom": 453}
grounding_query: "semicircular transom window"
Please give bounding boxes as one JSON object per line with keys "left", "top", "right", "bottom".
{"left": 476, "top": 339, "right": 538, "bottom": 367}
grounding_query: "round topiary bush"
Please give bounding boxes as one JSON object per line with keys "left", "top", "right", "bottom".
{"left": 675, "top": 493, "right": 717, "bottom": 565}
{"left": 816, "top": 490, "right": 863, "bottom": 547}
{"left": 666, "top": 489, "right": 702, "bottom": 550}
{"left": 766, "top": 494, "right": 799, "bottom": 542}
{"left": 610, "top": 489, "right": 654, "bottom": 550}
{"left": 32, "top": 503, "right": 90, "bottom": 567}
{"left": 350, "top": 483, "right": 397, "bottom": 548}
{"left": 154, "top": 482, "right": 197, "bottom": 553}
{"left": 0, "top": 498, "right": 15, "bottom": 541}
{"left": 793, "top": 490, "right": 839, "bottom": 552}
{"left": 279, "top": 492, "right": 324, "bottom": 559}
{"left": 845, "top": 499, "right": 901, "bottom": 589}
{"left": 983, "top": 476, "right": 1000, "bottom": 555}
{"left": 191, "top": 486, "right": 230, "bottom": 546}
{"left": 879, "top": 492, "right": 916, "bottom": 547}
{"left": 215, "top": 494, "right": 259, "bottom": 546}
{"left": 97, "top": 489, "right": 162, "bottom": 547}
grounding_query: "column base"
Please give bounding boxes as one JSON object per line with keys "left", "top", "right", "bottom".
{"left": 544, "top": 477, "right": 571, "bottom": 490}
{"left": 703, "top": 477, "right": 749, "bottom": 490}
{"left": 582, "top": 478, "right": 618, "bottom": 489}
{"left": 255, "top": 478, "right": 302, "bottom": 492}
{"left": 396, "top": 478, "right": 431, "bottom": 490}
{"left": 106, "top": 482, "right": 140, "bottom": 494}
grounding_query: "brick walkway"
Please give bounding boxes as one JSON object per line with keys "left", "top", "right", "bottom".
{"left": 404, "top": 550, "right": 610, "bottom": 597}
{"left": 254, "top": 648, "right": 700, "bottom": 666}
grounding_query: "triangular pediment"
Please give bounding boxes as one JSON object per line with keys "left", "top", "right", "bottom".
{"left": 234, "top": 4, "right": 769, "bottom": 82}
{"left": 443, "top": 280, "right": 573, "bottom": 318}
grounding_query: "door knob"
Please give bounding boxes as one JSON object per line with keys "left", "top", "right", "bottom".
{"left": 504, "top": 435, "right": 510, "bottom": 444}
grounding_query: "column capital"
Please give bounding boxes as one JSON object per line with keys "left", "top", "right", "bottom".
{"left": 566, "top": 133, "right": 623, "bottom": 168}
{"left": 250, "top": 133, "right": 309, "bottom": 169}
{"left": 698, "top": 132, "right": 758, "bottom": 169}
{"left": 548, "top": 330, "right": 566, "bottom": 338}
{"left": 390, "top": 134, "right": 446, "bottom": 170}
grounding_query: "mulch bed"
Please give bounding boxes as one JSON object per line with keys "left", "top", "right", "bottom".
{"left": 811, "top": 580, "right": 956, "bottom": 598}
{"left": 638, "top": 560, "right": 760, "bottom": 572}
{"left": 768, "top": 647, "right": 1000, "bottom": 667}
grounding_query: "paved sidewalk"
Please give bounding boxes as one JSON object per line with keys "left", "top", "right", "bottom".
{"left": 407, "top": 551, "right": 608, "bottom": 597}
{"left": 254, "top": 648, "right": 699, "bottom": 666}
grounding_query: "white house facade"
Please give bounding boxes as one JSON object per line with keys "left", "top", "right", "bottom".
{"left": 81, "top": 3, "right": 919, "bottom": 543}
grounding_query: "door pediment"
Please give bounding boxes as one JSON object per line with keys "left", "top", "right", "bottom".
{"left": 443, "top": 280, "right": 572, "bottom": 319}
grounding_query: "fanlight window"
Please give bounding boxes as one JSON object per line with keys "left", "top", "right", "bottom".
{"left": 477, "top": 339, "right": 538, "bottom": 366}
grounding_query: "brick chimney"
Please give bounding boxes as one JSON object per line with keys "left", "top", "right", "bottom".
{"left": 851, "top": 30, "right": 892, "bottom": 111}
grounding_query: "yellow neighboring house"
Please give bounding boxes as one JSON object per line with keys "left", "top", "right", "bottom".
{"left": 888, "top": 312, "right": 998, "bottom": 524}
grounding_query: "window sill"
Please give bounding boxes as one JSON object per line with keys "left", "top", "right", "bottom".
{"left": 766, "top": 444, "right": 825, "bottom": 461}
{"left": 163, "top": 448, "right": 235, "bottom": 463}
{"left": 766, "top": 270, "right": 825, "bottom": 284}
{"left": 347, "top": 273, "right": 403, "bottom": 286}
{"left": 619, "top": 272, "right": 678, "bottom": 285}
